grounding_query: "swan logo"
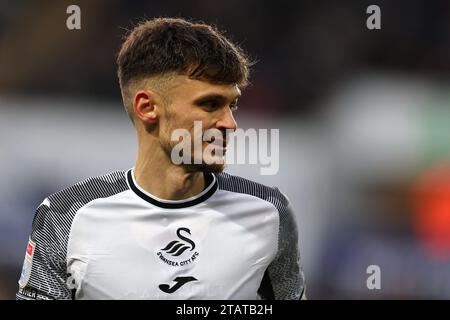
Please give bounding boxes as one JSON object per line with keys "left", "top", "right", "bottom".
{"left": 161, "top": 227, "right": 196, "bottom": 256}
{"left": 157, "top": 227, "right": 200, "bottom": 267}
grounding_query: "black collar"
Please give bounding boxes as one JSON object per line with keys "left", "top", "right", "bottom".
{"left": 126, "top": 169, "right": 218, "bottom": 209}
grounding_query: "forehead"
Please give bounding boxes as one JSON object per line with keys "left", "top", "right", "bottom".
{"left": 169, "top": 75, "right": 241, "bottom": 101}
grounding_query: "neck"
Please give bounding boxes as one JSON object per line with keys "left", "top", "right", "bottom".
{"left": 133, "top": 139, "right": 206, "bottom": 201}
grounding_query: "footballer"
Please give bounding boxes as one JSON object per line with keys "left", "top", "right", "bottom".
{"left": 17, "top": 17, "right": 306, "bottom": 300}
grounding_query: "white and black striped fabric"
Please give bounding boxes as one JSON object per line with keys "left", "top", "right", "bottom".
{"left": 216, "top": 172, "right": 306, "bottom": 300}
{"left": 17, "top": 169, "right": 305, "bottom": 300}
{"left": 17, "top": 171, "right": 128, "bottom": 300}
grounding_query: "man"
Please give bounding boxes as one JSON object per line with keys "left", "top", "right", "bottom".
{"left": 17, "top": 17, "right": 305, "bottom": 300}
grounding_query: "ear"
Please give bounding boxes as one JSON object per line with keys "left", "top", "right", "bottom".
{"left": 133, "top": 90, "right": 160, "bottom": 124}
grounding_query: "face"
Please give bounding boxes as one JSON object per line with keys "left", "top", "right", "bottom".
{"left": 159, "top": 76, "right": 240, "bottom": 173}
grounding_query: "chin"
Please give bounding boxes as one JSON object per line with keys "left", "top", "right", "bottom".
{"left": 202, "top": 163, "right": 225, "bottom": 173}
{"left": 184, "top": 162, "right": 226, "bottom": 173}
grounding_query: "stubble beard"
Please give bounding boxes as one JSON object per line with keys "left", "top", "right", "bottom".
{"left": 159, "top": 123, "right": 226, "bottom": 174}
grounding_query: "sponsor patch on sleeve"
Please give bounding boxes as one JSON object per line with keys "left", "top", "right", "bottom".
{"left": 18, "top": 238, "right": 36, "bottom": 288}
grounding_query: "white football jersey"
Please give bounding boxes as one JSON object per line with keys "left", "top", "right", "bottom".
{"left": 17, "top": 169, "right": 305, "bottom": 300}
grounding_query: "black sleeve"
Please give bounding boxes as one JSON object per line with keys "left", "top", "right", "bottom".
{"left": 258, "top": 202, "right": 306, "bottom": 300}
{"left": 16, "top": 200, "right": 72, "bottom": 300}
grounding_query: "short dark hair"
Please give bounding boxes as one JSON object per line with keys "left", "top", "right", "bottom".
{"left": 117, "top": 17, "right": 252, "bottom": 91}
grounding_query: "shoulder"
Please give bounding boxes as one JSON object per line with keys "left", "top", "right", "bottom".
{"left": 32, "top": 170, "right": 129, "bottom": 232}
{"left": 215, "top": 171, "right": 290, "bottom": 214}
{"left": 216, "top": 172, "right": 299, "bottom": 260}
{"left": 47, "top": 170, "right": 128, "bottom": 208}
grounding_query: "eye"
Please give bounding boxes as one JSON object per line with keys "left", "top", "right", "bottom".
{"left": 200, "top": 100, "right": 220, "bottom": 110}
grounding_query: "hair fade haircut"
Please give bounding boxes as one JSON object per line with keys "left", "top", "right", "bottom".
{"left": 117, "top": 17, "right": 252, "bottom": 118}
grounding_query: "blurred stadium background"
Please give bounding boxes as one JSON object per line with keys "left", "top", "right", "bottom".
{"left": 1, "top": 0, "right": 449, "bottom": 299}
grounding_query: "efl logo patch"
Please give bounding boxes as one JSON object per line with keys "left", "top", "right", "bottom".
{"left": 19, "top": 238, "right": 36, "bottom": 288}
{"left": 26, "top": 242, "right": 34, "bottom": 256}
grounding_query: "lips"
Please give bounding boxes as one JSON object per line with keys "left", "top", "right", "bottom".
{"left": 208, "top": 136, "right": 227, "bottom": 149}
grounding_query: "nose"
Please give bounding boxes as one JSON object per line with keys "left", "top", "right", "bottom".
{"left": 216, "top": 108, "right": 237, "bottom": 132}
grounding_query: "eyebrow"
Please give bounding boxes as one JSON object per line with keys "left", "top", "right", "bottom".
{"left": 192, "top": 93, "right": 241, "bottom": 105}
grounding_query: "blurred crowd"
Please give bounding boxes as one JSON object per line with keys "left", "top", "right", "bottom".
{"left": 1, "top": 0, "right": 448, "bottom": 116}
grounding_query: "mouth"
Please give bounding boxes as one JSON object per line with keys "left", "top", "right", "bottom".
{"left": 207, "top": 136, "right": 227, "bottom": 152}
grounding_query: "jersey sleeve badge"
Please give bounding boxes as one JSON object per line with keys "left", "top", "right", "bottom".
{"left": 18, "top": 238, "right": 36, "bottom": 288}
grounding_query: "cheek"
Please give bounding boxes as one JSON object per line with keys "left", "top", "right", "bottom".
{"left": 165, "top": 105, "right": 215, "bottom": 138}
{"left": 192, "top": 121, "right": 204, "bottom": 139}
